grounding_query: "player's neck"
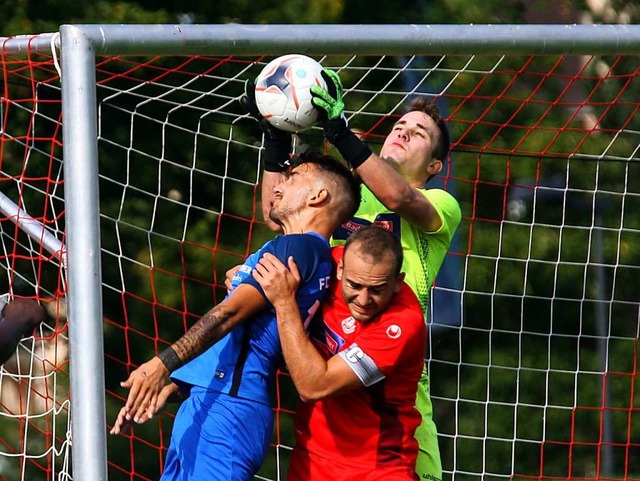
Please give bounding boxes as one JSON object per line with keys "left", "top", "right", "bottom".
{"left": 281, "top": 214, "right": 332, "bottom": 240}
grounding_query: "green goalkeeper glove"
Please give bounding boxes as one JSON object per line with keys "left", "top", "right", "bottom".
{"left": 240, "top": 79, "right": 292, "bottom": 172}
{"left": 310, "top": 69, "right": 372, "bottom": 169}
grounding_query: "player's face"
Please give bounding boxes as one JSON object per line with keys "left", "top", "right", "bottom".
{"left": 337, "top": 246, "right": 403, "bottom": 323}
{"left": 379, "top": 110, "right": 440, "bottom": 177}
{"left": 269, "top": 163, "right": 318, "bottom": 225}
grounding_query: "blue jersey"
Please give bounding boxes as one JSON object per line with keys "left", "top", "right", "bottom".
{"left": 171, "top": 232, "right": 332, "bottom": 405}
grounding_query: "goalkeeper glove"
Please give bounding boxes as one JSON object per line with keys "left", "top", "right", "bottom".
{"left": 310, "top": 69, "right": 372, "bottom": 169}
{"left": 240, "top": 80, "right": 292, "bottom": 173}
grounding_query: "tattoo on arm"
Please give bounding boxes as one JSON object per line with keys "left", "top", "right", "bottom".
{"left": 170, "top": 304, "right": 235, "bottom": 366}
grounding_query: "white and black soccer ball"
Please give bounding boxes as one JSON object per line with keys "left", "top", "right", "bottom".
{"left": 254, "top": 54, "right": 327, "bottom": 133}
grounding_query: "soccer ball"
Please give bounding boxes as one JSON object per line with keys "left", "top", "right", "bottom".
{"left": 254, "top": 54, "right": 327, "bottom": 133}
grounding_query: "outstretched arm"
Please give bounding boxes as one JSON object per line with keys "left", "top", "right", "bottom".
{"left": 240, "top": 80, "right": 290, "bottom": 233}
{"left": 119, "top": 283, "right": 268, "bottom": 422}
{"left": 350, "top": 154, "right": 443, "bottom": 231}
{"left": 254, "top": 253, "right": 362, "bottom": 402}
{"left": 311, "top": 70, "right": 443, "bottom": 232}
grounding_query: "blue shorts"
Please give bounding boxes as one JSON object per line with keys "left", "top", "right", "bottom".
{"left": 160, "top": 387, "right": 273, "bottom": 481}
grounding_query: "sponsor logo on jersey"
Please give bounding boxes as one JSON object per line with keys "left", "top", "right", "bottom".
{"left": 333, "top": 213, "right": 401, "bottom": 241}
{"left": 310, "top": 320, "right": 346, "bottom": 356}
{"left": 341, "top": 316, "right": 356, "bottom": 334}
{"left": 232, "top": 264, "right": 252, "bottom": 284}
{"left": 386, "top": 324, "right": 402, "bottom": 339}
{"left": 373, "top": 220, "right": 393, "bottom": 231}
{"left": 325, "top": 333, "right": 338, "bottom": 353}
{"left": 214, "top": 371, "right": 226, "bottom": 379}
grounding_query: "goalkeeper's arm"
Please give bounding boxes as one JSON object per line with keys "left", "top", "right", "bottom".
{"left": 311, "top": 69, "right": 444, "bottom": 232}
{"left": 239, "top": 80, "right": 291, "bottom": 233}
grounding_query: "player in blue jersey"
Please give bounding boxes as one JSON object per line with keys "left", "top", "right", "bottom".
{"left": 111, "top": 151, "right": 361, "bottom": 481}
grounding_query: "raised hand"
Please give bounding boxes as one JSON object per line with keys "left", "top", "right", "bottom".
{"left": 310, "top": 69, "right": 346, "bottom": 122}
{"left": 240, "top": 80, "right": 292, "bottom": 172}
{"left": 311, "top": 69, "right": 372, "bottom": 169}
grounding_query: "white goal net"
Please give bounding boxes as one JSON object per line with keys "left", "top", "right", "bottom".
{"left": 0, "top": 25, "right": 638, "bottom": 481}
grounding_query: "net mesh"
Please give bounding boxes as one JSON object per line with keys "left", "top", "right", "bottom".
{"left": 1, "top": 40, "right": 638, "bottom": 480}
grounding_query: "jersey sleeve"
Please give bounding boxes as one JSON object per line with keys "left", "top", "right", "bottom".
{"left": 240, "top": 234, "right": 330, "bottom": 297}
{"left": 422, "top": 188, "right": 462, "bottom": 241}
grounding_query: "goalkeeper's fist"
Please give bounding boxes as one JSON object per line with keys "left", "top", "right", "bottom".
{"left": 239, "top": 79, "right": 291, "bottom": 172}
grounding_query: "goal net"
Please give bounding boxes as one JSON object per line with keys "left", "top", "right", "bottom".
{"left": 1, "top": 27, "right": 639, "bottom": 481}
{"left": 0, "top": 43, "right": 69, "bottom": 480}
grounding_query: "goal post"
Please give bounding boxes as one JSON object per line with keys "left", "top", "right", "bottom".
{"left": 1, "top": 23, "right": 639, "bottom": 481}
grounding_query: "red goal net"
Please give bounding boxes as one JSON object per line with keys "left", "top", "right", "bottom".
{"left": 1, "top": 37, "right": 638, "bottom": 481}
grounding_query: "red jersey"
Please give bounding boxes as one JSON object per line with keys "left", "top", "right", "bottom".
{"left": 289, "top": 246, "right": 426, "bottom": 478}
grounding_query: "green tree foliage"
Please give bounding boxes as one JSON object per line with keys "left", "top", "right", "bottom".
{"left": 0, "top": 0, "right": 172, "bottom": 36}
{"left": 3, "top": 1, "right": 637, "bottom": 479}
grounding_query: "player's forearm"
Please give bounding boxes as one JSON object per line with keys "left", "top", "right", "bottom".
{"left": 274, "top": 302, "right": 332, "bottom": 401}
{"left": 158, "top": 303, "right": 238, "bottom": 372}
{"left": 355, "top": 153, "right": 420, "bottom": 208}
{"left": 355, "top": 152, "right": 442, "bottom": 231}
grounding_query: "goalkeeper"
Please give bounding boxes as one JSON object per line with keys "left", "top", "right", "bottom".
{"left": 256, "top": 70, "right": 461, "bottom": 481}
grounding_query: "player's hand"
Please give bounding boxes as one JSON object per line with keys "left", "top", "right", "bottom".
{"left": 224, "top": 265, "right": 241, "bottom": 292}
{"left": 239, "top": 80, "right": 281, "bottom": 140}
{"left": 2, "top": 298, "right": 46, "bottom": 330}
{"left": 110, "top": 382, "right": 179, "bottom": 435}
{"left": 119, "top": 356, "right": 169, "bottom": 424}
{"left": 311, "top": 69, "right": 345, "bottom": 121}
{"left": 253, "top": 253, "right": 301, "bottom": 310}
{"left": 311, "top": 69, "right": 372, "bottom": 169}
{"left": 240, "top": 79, "right": 292, "bottom": 172}
{"left": 0, "top": 298, "right": 46, "bottom": 365}
{"left": 310, "top": 69, "right": 349, "bottom": 142}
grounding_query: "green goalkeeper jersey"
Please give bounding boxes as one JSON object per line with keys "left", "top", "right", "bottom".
{"left": 331, "top": 184, "right": 461, "bottom": 316}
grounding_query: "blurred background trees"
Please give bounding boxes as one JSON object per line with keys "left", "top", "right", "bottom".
{"left": 2, "top": 1, "right": 637, "bottom": 479}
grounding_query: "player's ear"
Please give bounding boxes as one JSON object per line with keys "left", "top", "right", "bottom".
{"left": 308, "top": 187, "right": 329, "bottom": 206}
{"left": 336, "top": 259, "right": 344, "bottom": 281}
{"left": 426, "top": 159, "right": 442, "bottom": 177}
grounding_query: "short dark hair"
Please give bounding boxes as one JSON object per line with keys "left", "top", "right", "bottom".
{"left": 291, "top": 150, "right": 361, "bottom": 221}
{"left": 406, "top": 97, "right": 451, "bottom": 163}
{"left": 344, "top": 225, "right": 403, "bottom": 276}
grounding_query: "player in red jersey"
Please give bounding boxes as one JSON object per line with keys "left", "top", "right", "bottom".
{"left": 254, "top": 225, "right": 426, "bottom": 481}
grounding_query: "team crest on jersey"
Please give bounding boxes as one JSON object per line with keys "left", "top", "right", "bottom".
{"left": 341, "top": 316, "right": 356, "bottom": 334}
{"left": 386, "top": 324, "right": 402, "bottom": 339}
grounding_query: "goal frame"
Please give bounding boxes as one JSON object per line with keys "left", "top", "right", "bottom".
{"left": 2, "top": 23, "right": 640, "bottom": 480}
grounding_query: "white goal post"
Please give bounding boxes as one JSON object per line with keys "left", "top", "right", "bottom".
{"left": 1, "top": 23, "right": 639, "bottom": 481}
